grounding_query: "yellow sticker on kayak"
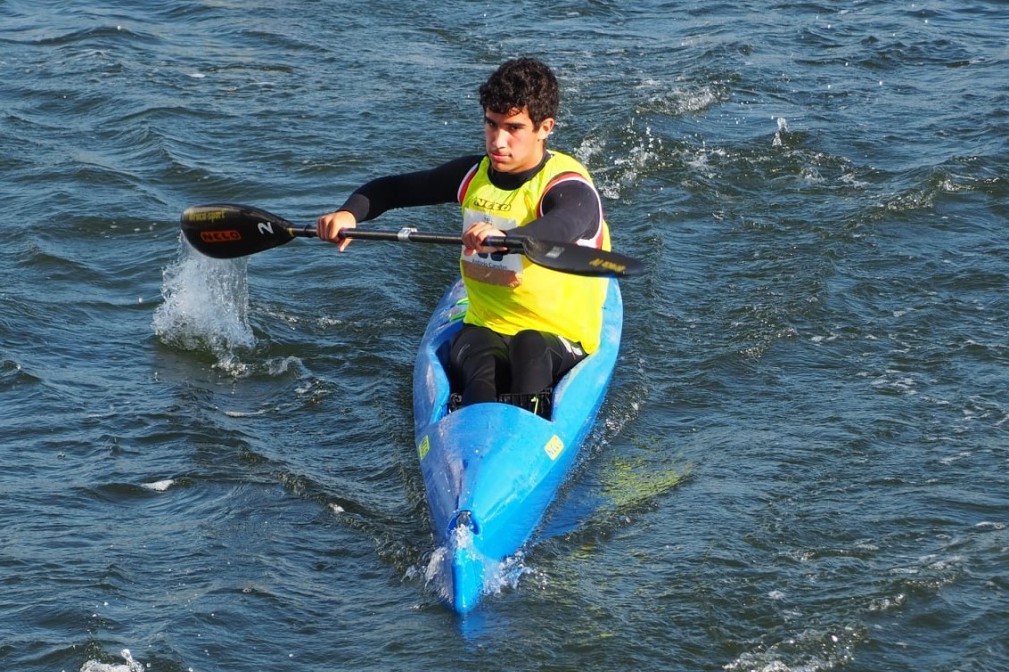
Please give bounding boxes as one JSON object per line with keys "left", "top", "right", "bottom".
{"left": 418, "top": 435, "right": 430, "bottom": 460}
{"left": 544, "top": 435, "right": 564, "bottom": 461}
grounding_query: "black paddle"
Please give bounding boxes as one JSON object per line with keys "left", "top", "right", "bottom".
{"left": 180, "top": 203, "right": 644, "bottom": 278}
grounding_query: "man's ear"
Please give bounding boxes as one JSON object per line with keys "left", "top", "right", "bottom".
{"left": 537, "top": 117, "right": 556, "bottom": 140}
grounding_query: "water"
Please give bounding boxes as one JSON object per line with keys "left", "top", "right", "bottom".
{"left": 2, "top": 1, "right": 1007, "bottom": 670}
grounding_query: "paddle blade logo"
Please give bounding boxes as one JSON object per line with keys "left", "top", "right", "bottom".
{"left": 588, "top": 257, "right": 627, "bottom": 275}
{"left": 199, "top": 229, "right": 242, "bottom": 243}
{"left": 183, "top": 207, "right": 227, "bottom": 223}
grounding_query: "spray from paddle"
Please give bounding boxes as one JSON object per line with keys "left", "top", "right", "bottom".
{"left": 152, "top": 235, "right": 255, "bottom": 369}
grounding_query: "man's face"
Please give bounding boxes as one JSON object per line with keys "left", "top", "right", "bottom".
{"left": 483, "top": 107, "right": 555, "bottom": 174}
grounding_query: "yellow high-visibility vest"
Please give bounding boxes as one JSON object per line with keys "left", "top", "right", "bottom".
{"left": 458, "top": 151, "right": 610, "bottom": 353}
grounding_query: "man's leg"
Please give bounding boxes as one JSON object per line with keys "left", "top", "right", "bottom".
{"left": 449, "top": 325, "right": 510, "bottom": 406}
{"left": 508, "top": 330, "right": 585, "bottom": 396}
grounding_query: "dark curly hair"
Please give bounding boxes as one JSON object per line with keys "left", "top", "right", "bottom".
{"left": 479, "top": 57, "right": 560, "bottom": 128}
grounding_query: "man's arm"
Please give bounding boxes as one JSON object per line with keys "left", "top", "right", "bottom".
{"left": 337, "top": 155, "right": 483, "bottom": 222}
{"left": 318, "top": 155, "right": 481, "bottom": 248}
{"left": 519, "top": 179, "right": 602, "bottom": 243}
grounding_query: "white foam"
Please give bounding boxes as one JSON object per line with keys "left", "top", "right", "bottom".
{"left": 142, "top": 479, "right": 174, "bottom": 491}
{"left": 80, "top": 648, "right": 144, "bottom": 672}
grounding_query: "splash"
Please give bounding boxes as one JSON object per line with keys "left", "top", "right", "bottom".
{"left": 772, "top": 116, "right": 790, "bottom": 148}
{"left": 420, "top": 525, "right": 529, "bottom": 607}
{"left": 582, "top": 125, "right": 665, "bottom": 201}
{"left": 423, "top": 525, "right": 481, "bottom": 604}
{"left": 80, "top": 648, "right": 145, "bottom": 672}
{"left": 152, "top": 238, "right": 255, "bottom": 358}
{"left": 723, "top": 626, "right": 863, "bottom": 672}
{"left": 482, "top": 550, "right": 530, "bottom": 596}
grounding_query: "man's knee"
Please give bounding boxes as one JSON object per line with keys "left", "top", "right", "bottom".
{"left": 509, "top": 330, "right": 550, "bottom": 361}
{"left": 451, "top": 325, "right": 503, "bottom": 367}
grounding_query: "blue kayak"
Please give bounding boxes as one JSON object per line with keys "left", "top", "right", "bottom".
{"left": 412, "top": 277, "right": 623, "bottom": 613}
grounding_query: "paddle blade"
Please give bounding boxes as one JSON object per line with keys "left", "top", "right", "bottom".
{"left": 180, "top": 203, "right": 300, "bottom": 259}
{"left": 519, "top": 238, "right": 645, "bottom": 278}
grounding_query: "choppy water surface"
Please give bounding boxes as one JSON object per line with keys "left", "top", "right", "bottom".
{"left": 2, "top": 2, "right": 1007, "bottom": 670}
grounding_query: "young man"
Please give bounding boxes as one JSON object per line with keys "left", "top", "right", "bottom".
{"left": 317, "top": 57, "right": 610, "bottom": 410}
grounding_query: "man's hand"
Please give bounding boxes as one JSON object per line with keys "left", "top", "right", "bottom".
{"left": 462, "top": 221, "right": 507, "bottom": 256}
{"left": 317, "top": 210, "right": 357, "bottom": 251}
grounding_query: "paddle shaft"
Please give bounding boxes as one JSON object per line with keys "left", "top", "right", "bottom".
{"left": 281, "top": 224, "right": 515, "bottom": 251}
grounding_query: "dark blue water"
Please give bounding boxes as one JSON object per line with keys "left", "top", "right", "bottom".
{"left": 2, "top": 2, "right": 1007, "bottom": 670}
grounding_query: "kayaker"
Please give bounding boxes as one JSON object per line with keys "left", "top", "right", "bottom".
{"left": 317, "top": 57, "right": 611, "bottom": 411}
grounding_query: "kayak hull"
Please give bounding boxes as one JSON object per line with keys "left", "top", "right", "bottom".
{"left": 412, "top": 278, "right": 622, "bottom": 613}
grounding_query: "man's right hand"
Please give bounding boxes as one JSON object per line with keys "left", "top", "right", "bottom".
{"left": 462, "top": 221, "right": 507, "bottom": 257}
